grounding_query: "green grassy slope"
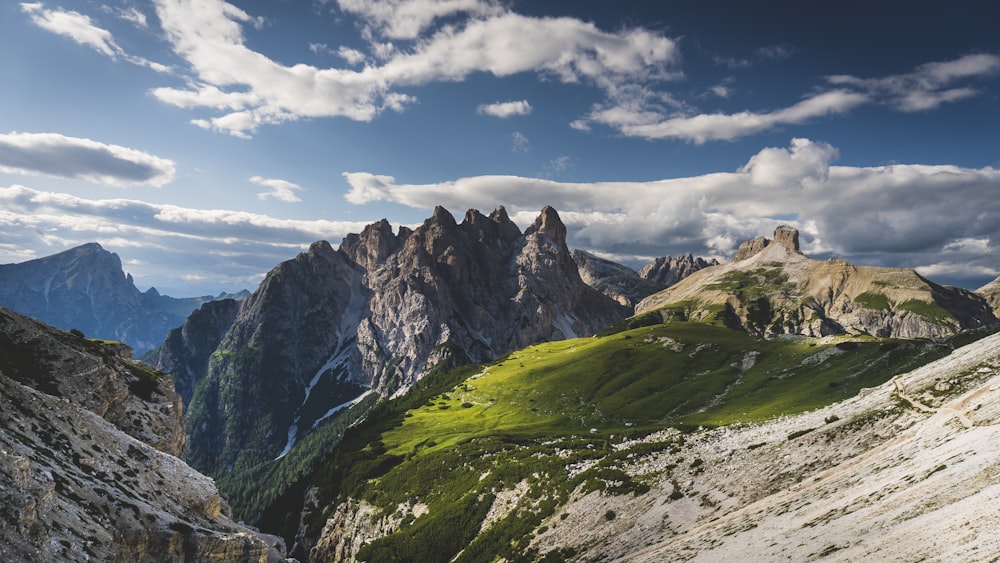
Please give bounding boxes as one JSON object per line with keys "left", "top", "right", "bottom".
{"left": 266, "top": 321, "right": 989, "bottom": 561}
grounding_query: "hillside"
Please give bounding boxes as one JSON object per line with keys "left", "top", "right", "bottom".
{"left": 0, "top": 308, "right": 286, "bottom": 561}
{"left": 264, "top": 315, "right": 993, "bottom": 561}
{"left": 636, "top": 226, "right": 996, "bottom": 339}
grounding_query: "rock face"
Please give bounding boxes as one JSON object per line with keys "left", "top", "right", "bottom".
{"left": 977, "top": 276, "right": 1000, "bottom": 317}
{"left": 0, "top": 308, "right": 287, "bottom": 562}
{"left": 148, "top": 298, "right": 242, "bottom": 409}
{"left": 732, "top": 224, "right": 801, "bottom": 262}
{"left": 0, "top": 307, "right": 184, "bottom": 457}
{"left": 171, "top": 206, "right": 626, "bottom": 488}
{"left": 0, "top": 243, "right": 248, "bottom": 354}
{"left": 572, "top": 250, "right": 660, "bottom": 310}
{"left": 637, "top": 226, "right": 997, "bottom": 339}
{"left": 638, "top": 253, "right": 720, "bottom": 287}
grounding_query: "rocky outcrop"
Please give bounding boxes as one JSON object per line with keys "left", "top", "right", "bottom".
{"left": 732, "top": 224, "right": 801, "bottom": 262}
{"left": 977, "top": 276, "right": 1000, "bottom": 317}
{"left": 0, "top": 307, "right": 183, "bottom": 456}
{"left": 572, "top": 250, "right": 662, "bottom": 310}
{"left": 638, "top": 253, "right": 720, "bottom": 287}
{"left": 0, "top": 308, "right": 287, "bottom": 562}
{"left": 149, "top": 298, "right": 242, "bottom": 409}
{"left": 184, "top": 240, "right": 368, "bottom": 476}
{"left": 637, "top": 227, "right": 997, "bottom": 339}
{"left": 0, "top": 243, "right": 247, "bottom": 354}
{"left": 176, "top": 206, "right": 626, "bottom": 500}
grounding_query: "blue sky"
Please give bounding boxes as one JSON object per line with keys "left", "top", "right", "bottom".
{"left": 1, "top": 0, "right": 998, "bottom": 295}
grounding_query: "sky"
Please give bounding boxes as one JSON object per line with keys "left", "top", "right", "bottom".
{"left": 1, "top": 0, "right": 999, "bottom": 296}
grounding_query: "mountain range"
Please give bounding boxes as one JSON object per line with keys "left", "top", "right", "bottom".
{"left": 3, "top": 206, "right": 1000, "bottom": 561}
{"left": 0, "top": 243, "right": 248, "bottom": 354}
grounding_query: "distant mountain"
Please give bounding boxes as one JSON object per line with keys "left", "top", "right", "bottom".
{"left": 638, "top": 252, "right": 720, "bottom": 287}
{"left": 0, "top": 243, "right": 248, "bottom": 354}
{"left": 573, "top": 249, "right": 719, "bottom": 309}
{"left": 160, "top": 206, "right": 626, "bottom": 519}
{"left": 636, "top": 226, "right": 997, "bottom": 339}
{"left": 0, "top": 307, "right": 286, "bottom": 560}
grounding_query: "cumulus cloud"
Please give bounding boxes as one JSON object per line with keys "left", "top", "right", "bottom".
{"left": 0, "top": 132, "right": 176, "bottom": 187}
{"left": 477, "top": 100, "right": 532, "bottom": 118}
{"left": 145, "top": 0, "right": 679, "bottom": 137}
{"left": 250, "top": 176, "right": 303, "bottom": 202}
{"left": 0, "top": 184, "right": 370, "bottom": 295}
{"left": 343, "top": 138, "right": 1000, "bottom": 285}
{"left": 21, "top": 2, "right": 168, "bottom": 72}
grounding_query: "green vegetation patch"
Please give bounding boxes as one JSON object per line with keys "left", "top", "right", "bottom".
{"left": 271, "top": 320, "right": 969, "bottom": 560}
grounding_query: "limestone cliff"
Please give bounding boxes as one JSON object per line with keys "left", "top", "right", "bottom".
{"left": 0, "top": 308, "right": 287, "bottom": 562}
{"left": 636, "top": 226, "right": 996, "bottom": 339}
{"left": 638, "top": 253, "right": 720, "bottom": 288}
{"left": 572, "top": 250, "right": 662, "bottom": 310}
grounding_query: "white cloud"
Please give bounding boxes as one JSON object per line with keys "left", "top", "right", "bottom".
{"left": 477, "top": 100, "right": 532, "bottom": 118}
{"left": 146, "top": 0, "right": 679, "bottom": 137}
{"left": 604, "top": 90, "right": 868, "bottom": 143}
{"left": 336, "top": 0, "right": 504, "bottom": 40}
{"left": 343, "top": 138, "right": 1000, "bottom": 285}
{"left": 826, "top": 53, "right": 1000, "bottom": 112}
{"left": 541, "top": 155, "right": 573, "bottom": 177}
{"left": 510, "top": 132, "right": 529, "bottom": 153}
{"left": 0, "top": 184, "right": 372, "bottom": 294}
{"left": 0, "top": 132, "right": 176, "bottom": 187}
{"left": 250, "top": 176, "right": 304, "bottom": 202}
{"left": 22, "top": 2, "right": 118, "bottom": 57}
{"left": 22, "top": 2, "right": 169, "bottom": 73}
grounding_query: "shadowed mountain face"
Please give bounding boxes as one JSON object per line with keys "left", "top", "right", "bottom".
{"left": 0, "top": 308, "right": 287, "bottom": 561}
{"left": 573, "top": 249, "right": 719, "bottom": 309}
{"left": 168, "top": 206, "right": 626, "bottom": 491}
{"left": 0, "top": 243, "right": 248, "bottom": 354}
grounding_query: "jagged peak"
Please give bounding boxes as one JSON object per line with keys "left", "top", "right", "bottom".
{"left": 428, "top": 205, "right": 457, "bottom": 228}
{"left": 308, "top": 240, "right": 335, "bottom": 255}
{"left": 524, "top": 205, "right": 567, "bottom": 244}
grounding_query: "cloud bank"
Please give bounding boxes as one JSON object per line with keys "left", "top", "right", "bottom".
{"left": 0, "top": 132, "right": 176, "bottom": 187}
{"left": 0, "top": 184, "right": 371, "bottom": 294}
{"left": 344, "top": 138, "right": 1000, "bottom": 285}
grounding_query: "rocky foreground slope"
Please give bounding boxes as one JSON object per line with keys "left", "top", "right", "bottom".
{"left": 637, "top": 226, "right": 996, "bottom": 339}
{"left": 0, "top": 308, "right": 286, "bottom": 562}
{"left": 531, "top": 328, "right": 1000, "bottom": 561}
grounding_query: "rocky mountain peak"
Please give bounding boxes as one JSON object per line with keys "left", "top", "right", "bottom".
{"left": 639, "top": 253, "right": 721, "bottom": 287}
{"left": 525, "top": 205, "right": 567, "bottom": 245}
{"left": 430, "top": 205, "right": 458, "bottom": 228}
{"left": 340, "top": 218, "right": 403, "bottom": 271}
{"left": 733, "top": 225, "right": 802, "bottom": 262}
{"left": 773, "top": 225, "right": 800, "bottom": 252}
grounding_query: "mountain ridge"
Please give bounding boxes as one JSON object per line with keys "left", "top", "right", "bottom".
{"left": 0, "top": 243, "right": 248, "bottom": 354}
{"left": 636, "top": 226, "right": 996, "bottom": 339}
